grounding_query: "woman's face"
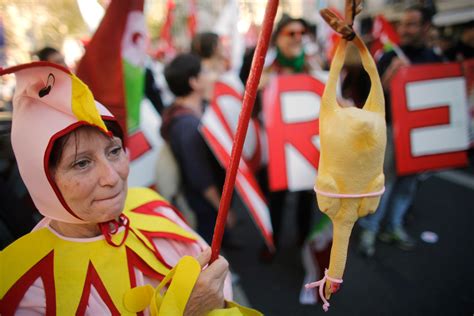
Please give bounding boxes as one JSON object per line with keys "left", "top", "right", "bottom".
{"left": 276, "top": 21, "right": 306, "bottom": 59}
{"left": 52, "top": 127, "right": 129, "bottom": 223}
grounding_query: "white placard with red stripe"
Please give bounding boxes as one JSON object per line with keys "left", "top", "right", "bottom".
{"left": 211, "top": 74, "right": 263, "bottom": 172}
{"left": 201, "top": 105, "right": 274, "bottom": 250}
{"left": 391, "top": 62, "right": 469, "bottom": 175}
{"left": 263, "top": 73, "right": 327, "bottom": 192}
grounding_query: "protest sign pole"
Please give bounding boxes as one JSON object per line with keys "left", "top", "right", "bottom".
{"left": 210, "top": 0, "right": 279, "bottom": 262}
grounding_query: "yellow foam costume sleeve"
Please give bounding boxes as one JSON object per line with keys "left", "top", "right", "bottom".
{"left": 316, "top": 35, "right": 386, "bottom": 297}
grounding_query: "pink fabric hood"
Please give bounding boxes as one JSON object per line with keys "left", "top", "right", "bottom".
{"left": 0, "top": 62, "right": 116, "bottom": 223}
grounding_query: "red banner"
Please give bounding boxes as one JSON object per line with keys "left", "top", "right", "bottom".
{"left": 263, "top": 74, "right": 326, "bottom": 191}
{"left": 391, "top": 62, "right": 470, "bottom": 175}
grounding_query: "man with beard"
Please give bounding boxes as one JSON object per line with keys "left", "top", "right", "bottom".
{"left": 358, "top": 5, "right": 442, "bottom": 257}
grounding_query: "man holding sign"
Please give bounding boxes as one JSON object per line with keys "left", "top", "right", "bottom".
{"left": 358, "top": 5, "right": 443, "bottom": 257}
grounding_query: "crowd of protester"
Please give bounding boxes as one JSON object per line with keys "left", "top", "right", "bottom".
{"left": 0, "top": 3, "right": 472, "bottom": 311}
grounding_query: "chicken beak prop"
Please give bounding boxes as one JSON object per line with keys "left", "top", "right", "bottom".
{"left": 305, "top": 1, "right": 387, "bottom": 311}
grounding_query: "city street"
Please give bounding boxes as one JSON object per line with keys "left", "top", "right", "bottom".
{"left": 226, "top": 168, "right": 474, "bottom": 315}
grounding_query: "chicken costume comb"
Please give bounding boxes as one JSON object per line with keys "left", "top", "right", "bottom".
{"left": 0, "top": 62, "right": 115, "bottom": 224}
{"left": 305, "top": 0, "right": 387, "bottom": 311}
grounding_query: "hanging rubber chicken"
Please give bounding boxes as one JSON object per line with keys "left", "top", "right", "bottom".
{"left": 305, "top": 0, "right": 387, "bottom": 311}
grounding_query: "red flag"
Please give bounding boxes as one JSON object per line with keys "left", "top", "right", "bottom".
{"left": 76, "top": 0, "right": 161, "bottom": 189}
{"left": 187, "top": 0, "right": 197, "bottom": 38}
{"left": 160, "top": 0, "right": 176, "bottom": 56}
{"left": 76, "top": 0, "right": 145, "bottom": 134}
{"left": 370, "top": 14, "right": 400, "bottom": 60}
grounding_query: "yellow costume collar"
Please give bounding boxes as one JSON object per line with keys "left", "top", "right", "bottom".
{"left": 0, "top": 188, "right": 198, "bottom": 314}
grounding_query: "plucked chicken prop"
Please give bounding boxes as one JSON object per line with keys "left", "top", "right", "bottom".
{"left": 305, "top": 0, "right": 387, "bottom": 311}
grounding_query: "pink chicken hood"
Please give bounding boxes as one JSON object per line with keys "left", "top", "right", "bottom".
{"left": 0, "top": 62, "right": 117, "bottom": 224}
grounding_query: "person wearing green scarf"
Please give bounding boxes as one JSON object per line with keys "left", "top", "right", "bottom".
{"left": 271, "top": 13, "right": 308, "bottom": 74}
{"left": 256, "top": 14, "right": 329, "bottom": 269}
{"left": 276, "top": 47, "right": 306, "bottom": 73}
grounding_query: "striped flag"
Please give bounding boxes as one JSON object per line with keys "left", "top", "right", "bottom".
{"left": 200, "top": 77, "right": 273, "bottom": 250}
{"left": 370, "top": 14, "right": 402, "bottom": 61}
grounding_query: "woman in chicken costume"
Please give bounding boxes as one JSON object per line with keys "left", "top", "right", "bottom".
{"left": 0, "top": 62, "right": 260, "bottom": 316}
{"left": 305, "top": 0, "right": 387, "bottom": 311}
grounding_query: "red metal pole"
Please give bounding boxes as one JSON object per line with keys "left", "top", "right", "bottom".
{"left": 210, "top": 0, "right": 279, "bottom": 262}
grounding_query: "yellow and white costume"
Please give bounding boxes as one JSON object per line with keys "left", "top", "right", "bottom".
{"left": 0, "top": 62, "right": 260, "bottom": 315}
